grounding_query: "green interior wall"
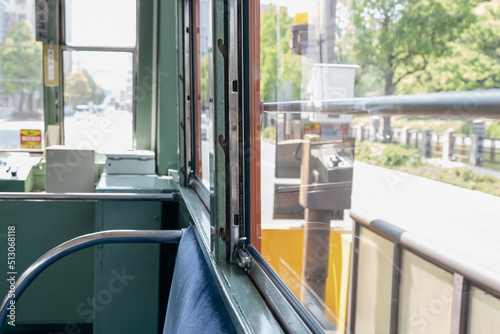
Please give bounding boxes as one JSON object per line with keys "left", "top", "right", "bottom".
{"left": 119, "top": 0, "right": 181, "bottom": 174}
{"left": 0, "top": 201, "right": 95, "bottom": 324}
{"left": 94, "top": 201, "right": 162, "bottom": 334}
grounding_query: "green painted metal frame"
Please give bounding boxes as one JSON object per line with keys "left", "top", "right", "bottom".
{"left": 177, "top": 0, "right": 230, "bottom": 262}
{"left": 173, "top": 1, "right": 289, "bottom": 332}
{"left": 136, "top": 0, "right": 156, "bottom": 151}
{"left": 42, "top": 0, "right": 167, "bottom": 160}
{"left": 177, "top": 183, "right": 284, "bottom": 333}
{"left": 176, "top": 0, "right": 187, "bottom": 186}
{"left": 157, "top": 0, "right": 180, "bottom": 175}
{"left": 43, "top": 0, "right": 60, "bottom": 129}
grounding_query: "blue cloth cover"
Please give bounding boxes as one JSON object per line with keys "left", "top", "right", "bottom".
{"left": 163, "top": 226, "right": 237, "bottom": 334}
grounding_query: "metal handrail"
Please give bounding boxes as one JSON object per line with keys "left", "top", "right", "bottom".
{"left": 0, "top": 229, "right": 184, "bottom": 328}
{"left": 0, "top": 192, "right": 180, "bottom": 202}
{"left": 350, "top": 210, "right": 500, "bottom": 295}
{"left": 261, "top": 89, "right": 500, "bottom": 117}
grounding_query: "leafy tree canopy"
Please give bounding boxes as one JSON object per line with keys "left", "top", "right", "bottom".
{"left": 352, "top": 0, "right": 476, "bottom": 96}
{"left": 260, "top": 7, "right": 302, "bottom": 102}
{"left": 83, "top": 70, "right": 106, "bottom": 105}
{"left": 400, "top": 0, "right": 500, "bottom": 93}
{"left": 64, "top": 70, "right": 105, "bottom": 106}
{"left": 0, "top": 21, "right": 42, "bottom": 94}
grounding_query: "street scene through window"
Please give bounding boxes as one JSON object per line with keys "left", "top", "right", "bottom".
{"left": 257, "top": 1, "right": 500, "bottom": 331}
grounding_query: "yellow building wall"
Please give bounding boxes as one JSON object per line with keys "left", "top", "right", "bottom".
{"left": 261, "top": 227, "right": 352, "bottom": 333}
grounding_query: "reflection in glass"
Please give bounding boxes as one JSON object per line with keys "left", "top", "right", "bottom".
{"left": 63, "top": 51, "right": 134, "bottom": 152}
{"left": 65, "top": 0, "right": 137, "bottom": 48}
{"left": 0, "top": 0, "right": 44, "bottom": 150}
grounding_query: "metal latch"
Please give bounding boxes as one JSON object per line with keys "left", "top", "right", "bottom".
{"left": 234, "top": 238, "right": 251, "bottom": 271}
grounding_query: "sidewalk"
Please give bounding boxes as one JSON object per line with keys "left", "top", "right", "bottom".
{"left": 426, "top": 157, "right": 500, "bottom": 178}
{"left": 425, "top": 157, "right": 466, "bottom": 168}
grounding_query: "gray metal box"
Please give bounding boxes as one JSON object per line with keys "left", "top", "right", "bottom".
{"left": 105, "top": 150, "right": 156, "bottom": 175}
{"left": 46, "top": 146, "right": 95, "bottom": 193}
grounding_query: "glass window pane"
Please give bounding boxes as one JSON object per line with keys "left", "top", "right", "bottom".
{"left": 259, "top": 4, "right": 356, "bottom": 329}
{"left": 63, "top": 51, "right": 133, "bottom": 152}
{"left": 195, "top": 0, "right": 213, "bottom": 190}
{"left": 467, "top": 286, "right": 500, "bottom": 333}
{"left": 398, "top": 250, "right": 454, "bottom": 334}
{"left": 256, "top": 0, "right": 500, "bottom": 331}
{"left": 354, "top": 227, "right": 394, "bottom": 333}
{"left": 0, "top": 0, "right": 44, "bottom": 151}
{"left": 65, "top": 0, "right": 137, "bottom": 48}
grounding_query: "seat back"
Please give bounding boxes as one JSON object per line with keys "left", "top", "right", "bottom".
{"left": 163, "top": 225, "right": 236, "bottom": 334}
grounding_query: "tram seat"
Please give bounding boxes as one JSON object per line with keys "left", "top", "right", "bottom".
{"left": 163, "top": 225, "right": 236, "bottom": 334}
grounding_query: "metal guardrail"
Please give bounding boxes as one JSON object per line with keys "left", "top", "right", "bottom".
{"left": 0, "top": 192, "right": 180, "bottom": 202}
{"left": 350, "top": 210, "right": 500, "bottom": 294}
{"left": 452, "top": 134, "right": 470, "bottom": 161}
{"left": 484, "top": 137, "right": 500, "bottom": 164}
{"left": 348, "top": 210, "right": 500, "bottom": 334}
{"left": 0, "top": 229, "right": 184, "bottom": 329}
{"left": 261, "top": 89, "right": 500, "bottom": 117}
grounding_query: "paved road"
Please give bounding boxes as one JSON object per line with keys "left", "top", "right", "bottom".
{"left": 64, "top": 110, "right": 133, "bottom": 152}
{"left": 261, "top": 141, "right": 500, "bottom": 274}
{"left": 0, "top": 111, "right": 133, "bottom": 152}
{"left": 351, "top": 161, "right": 500, "bottom": 275}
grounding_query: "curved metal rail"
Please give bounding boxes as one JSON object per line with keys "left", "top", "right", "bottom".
{"left": 0, "top": 229, "right": 184, "bottom": 328}
{"left": 350, "top": 210, "right": 500, "bottom": 294}
{"left": 348, "top": 210, "right": 500, "bottom": 333}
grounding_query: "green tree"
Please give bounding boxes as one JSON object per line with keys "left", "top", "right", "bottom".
{"left": 353, "top": 0, "right": 475, "bottom": 95}
{"left": 401, "top": 0, "right": 500, "bottom": 93}
{"left": 201, "top": 55, "right": 209, "bottom": 105}
{"left": 83, "top": 70, "right": 106, "bottom": 105}
{"left": 352, "top": 0, "right": 476, "bottom": 137}
{"left": 65, "top": 71, "right": 90, "bottom": 106}
{"left": 0, "top": 21, "right": 42, "bottom": 112}
{"left": 260, "top": 7, "right": 302, "bottom": 102}
{"left": 65, "top": 70, "right": 105, "bottom": 106}
{"left": 335, "top": 0, "right": 357, "bottom": 65}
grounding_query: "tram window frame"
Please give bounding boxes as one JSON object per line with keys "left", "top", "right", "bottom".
{"left": 236, "top": 2, "right": 331, "bottom": 332}
{"left": 184, "top": 0, "right": 214, "bottom": 211}
{"left": 178, "top": 1, "right": 330, "bottom": 331}
{"left": 59, "top": 0, "right": 139, "bottom": 151}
